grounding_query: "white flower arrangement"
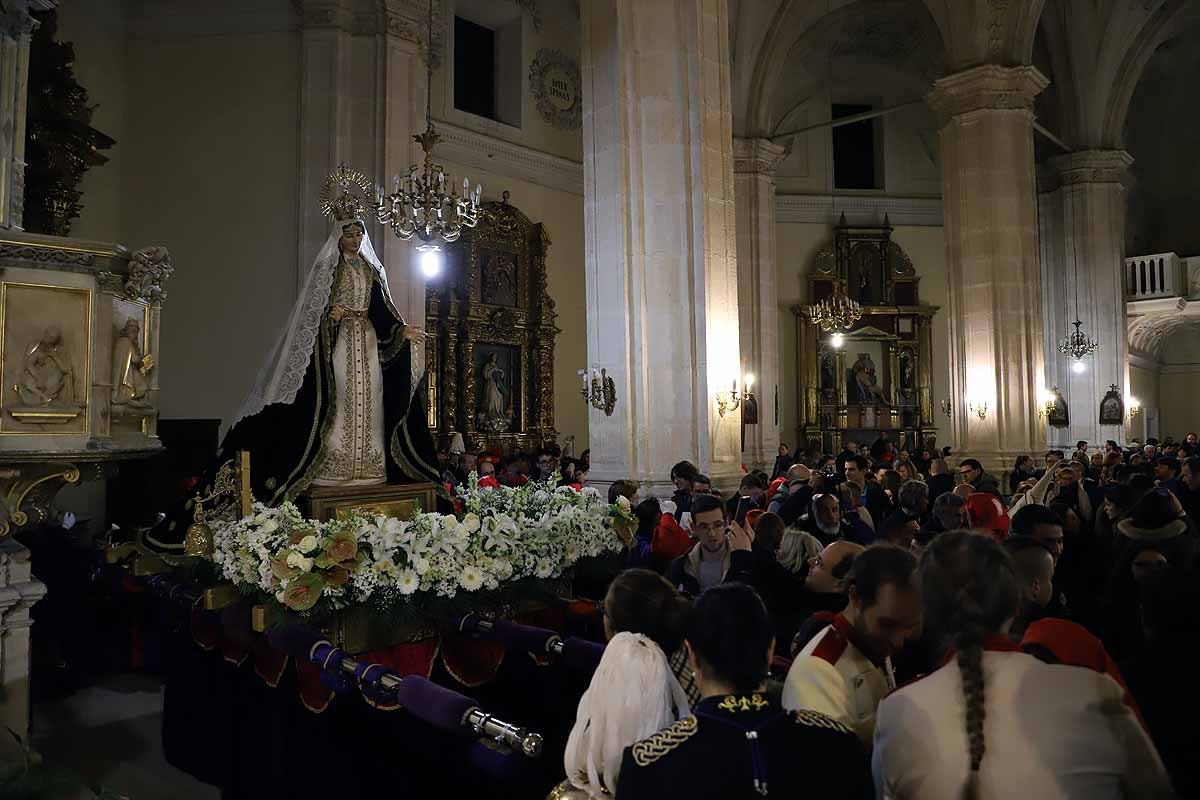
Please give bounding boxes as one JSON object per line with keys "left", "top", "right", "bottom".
{"left": 208, "top": 474, "right": 626, "bottom": 614}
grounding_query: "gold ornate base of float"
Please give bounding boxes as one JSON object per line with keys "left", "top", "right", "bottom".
{"left": 299, "top": 481, "right": 439, "bottom": 523}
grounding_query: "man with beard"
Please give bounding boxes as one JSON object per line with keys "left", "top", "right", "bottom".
{"left": 800, "top": 493, "right": 873, "bottom": 545}
{"left": 782, "top": 544, "right": 921, "bottom": 746}
{"left": 667, "top": 493, "right": 753, "bottom": 596}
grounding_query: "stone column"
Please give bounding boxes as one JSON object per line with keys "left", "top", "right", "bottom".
{"left": 0, "top": 540, "right": 45, "bottom": 741}
{"left": 734, "top": 138, "right": 788, "bottom": 472}
{"left": 0, "top": 1, "right": 48, "bottom": 229}
{"left": 295, "top": 1, "right": 430, "bottom": 328}
{"left": 927, "top": 65, "right": 1049, "bottom": 470}
{"left": 582, "top": 0, "right": 742, "bottom": 495}
{"left": 1038, "top": 150, "right": 1133, "bottom": 449}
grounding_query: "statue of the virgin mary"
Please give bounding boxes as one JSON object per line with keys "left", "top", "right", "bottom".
{"left": 145, "top": 167, "right": 440, "bottom": 552}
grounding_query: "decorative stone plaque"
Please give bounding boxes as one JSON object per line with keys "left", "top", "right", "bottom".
{"left": 529, "top": 48, "right": 581, "bottom": 131}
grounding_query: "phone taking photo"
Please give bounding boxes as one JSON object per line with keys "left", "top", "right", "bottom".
{"left": 735, "top": 495, "right": 753, "bottom": 526}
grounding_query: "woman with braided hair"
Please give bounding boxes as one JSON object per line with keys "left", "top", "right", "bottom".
{"left": 872, "top": 531, "right": 1174, "bottom": 799}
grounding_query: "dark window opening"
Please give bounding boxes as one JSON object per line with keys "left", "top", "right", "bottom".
{"left": 454, "top": 16, "right": 495, "bottom": 120}
{"left": 832, "top": 103, "right": 878, "bottom": 190}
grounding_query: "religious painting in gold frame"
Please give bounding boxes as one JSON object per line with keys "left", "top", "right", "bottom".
{"left": 425, "top": 195, "right": 558, "bottom": 454}
{"left": 0, "top": 282, "right": 91, "bottom": 434}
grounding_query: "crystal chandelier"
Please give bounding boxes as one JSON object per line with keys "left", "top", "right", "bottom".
{"left": 1058, "top": 318, "right": 1098, "bottom": 360}
{"left": 377, "top": 0, "right": 481, "bottom": 245}
{"left": 807, "top": 280, "right": 862, "bottom": 332}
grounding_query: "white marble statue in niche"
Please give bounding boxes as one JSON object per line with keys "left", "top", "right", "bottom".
{"left": 111, "top": 317, "right": 154, "bottom": 412}
{"left": 14, "top": 326, "right": 76, "bottom": 408}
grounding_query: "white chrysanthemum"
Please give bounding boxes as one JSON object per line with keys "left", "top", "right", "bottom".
{"left": 534, "top": 557, "right": 554, "bottom": 579}
{"left": 397, "top": 569, "right": 420, "bottom": 595}
{"left": 260, "top": 518, "right": 279, "bottom": 534}
{"left": 460, "top": 565, "right": 484, "bottom": 591}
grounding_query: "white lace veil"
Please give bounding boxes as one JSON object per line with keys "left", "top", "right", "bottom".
{"left": 564, "top": 632, "right": 691, "bottom": 797}
{"left": 233, "top": 219, "right": 392, "bottom": 425}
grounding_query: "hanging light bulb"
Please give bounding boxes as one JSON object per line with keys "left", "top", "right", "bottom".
{"left": 1070, "top": 359, "right": 1087, "bottom": 375}
{"left": 416, "top": 244, "right": 442, "bottom": 278}
{"left": 829, "top": 332, "right": 845, "bottom": 349}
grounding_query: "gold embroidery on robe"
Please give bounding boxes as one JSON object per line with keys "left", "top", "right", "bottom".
{"left": 312, "top": 254, "right": 386, "bottom": 485}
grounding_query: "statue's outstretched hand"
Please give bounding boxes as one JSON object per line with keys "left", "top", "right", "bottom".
{"left": 402, "top": 325, "right": 428, "bottom": 343}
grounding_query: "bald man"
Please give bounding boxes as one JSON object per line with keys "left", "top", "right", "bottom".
{"left": 805, "top": 540, "right": 865, "bottom": 594}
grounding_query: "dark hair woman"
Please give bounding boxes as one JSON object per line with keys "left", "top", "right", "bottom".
{"left": 871, "top": 531, "right": 1172, "bottom": 799}
{"left": 1008, "top": 455, "right": 1036, "bottom": 495}
{"left": 616, "top": 583, "right": 870, "bottom": 799}
{"left": 557, "top": 570, "right": 692, "bottom": 799}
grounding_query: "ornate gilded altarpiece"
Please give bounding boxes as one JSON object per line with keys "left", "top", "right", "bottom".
{"left": 425, "top": 196, "right": 558, "bottom": 453}
{"left": 791, "top": 218, "right": 939, "bottom": 454}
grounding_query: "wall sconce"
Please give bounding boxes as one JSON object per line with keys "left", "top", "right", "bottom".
{"left": 716, "top": 374, "right": 755, "bottom": 419}
{"left": 578, "top": 368, "right": 616, "bottom": 416}
{"left": 967, "top": 401, "right": 988, "bottom": 420}
{"left": 940, "top": 399, "right": 952, "bottom": 419}
{"left": 1036, "top": 389, "right": 1056, "bottom": 419}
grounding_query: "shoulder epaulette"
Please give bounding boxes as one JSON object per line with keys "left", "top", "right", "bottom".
{"left": 630, "top": 716, "right": 698, "bottom": 766}
{"left": 810, "top": 624, "right": 849, "bottom": 665}
{"left": 791, "top": 709, "right": 855, "bottom": 735}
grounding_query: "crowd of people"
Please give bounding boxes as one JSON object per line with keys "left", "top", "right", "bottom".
{"left": 541, "top": 433, "right": 1198, "bottom": 799}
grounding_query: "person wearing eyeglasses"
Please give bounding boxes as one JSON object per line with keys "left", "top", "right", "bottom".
{"left": 666, "top": 493, "right": 754, "bottom": 597}
{"left": 956, "top": 458, "right": 1000, "bottom": 499}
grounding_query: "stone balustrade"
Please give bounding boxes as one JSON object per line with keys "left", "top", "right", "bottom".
{"left": 1125, "top": 252, "right": 1185, "bottom": 300}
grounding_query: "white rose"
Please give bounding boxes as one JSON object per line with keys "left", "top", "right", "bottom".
{"left": 260, "top": 519, "right": 279, "bottom": 534}
{"left": 412, "top": 556, "right": 430, "bottom": 576}
{"left": 461, "top": 513, "right": 481, "bottom": 533}
{"left": 616, "top": 494, "right": 631, "bottom": 511}
{"left": 298, "top": 534, "right": 319, "bottom": 554}
{"left": 492, "top": 559, "right": 513, "bottom": 580}
{"left": 286, "top": 551, "right": 314, "bottom": 572}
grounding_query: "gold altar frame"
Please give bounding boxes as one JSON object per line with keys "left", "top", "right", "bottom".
{"left": 426, "top": 196, "right": 558, "bottom": 454}
{"left": 791, "top": 219, "right": 939, "bottom": 453}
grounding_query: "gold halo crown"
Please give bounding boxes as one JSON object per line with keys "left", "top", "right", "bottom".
{"left": 320, "top": 164, "right": 375, "bottom": 223}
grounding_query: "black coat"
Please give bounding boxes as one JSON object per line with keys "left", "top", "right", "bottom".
{"left": 617, "top": 693, "right": 872, "bottom": 800}
{"left": 926, "top": 473, "right": 955, "bottom": 500}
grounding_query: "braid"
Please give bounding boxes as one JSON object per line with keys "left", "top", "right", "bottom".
{"left": 956, "top": 642, "right": 986, "bottom": 778}
{"left": 919, "top": 531, "right": 1019, "bottom": 800}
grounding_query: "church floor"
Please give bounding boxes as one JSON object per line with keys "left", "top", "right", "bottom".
{"left": 33, "top": 671, "right": 218, "bottom": 800}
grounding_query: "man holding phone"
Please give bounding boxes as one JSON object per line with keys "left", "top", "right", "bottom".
{"left": 667, "top": 494, "right": 754, "bottom": 596}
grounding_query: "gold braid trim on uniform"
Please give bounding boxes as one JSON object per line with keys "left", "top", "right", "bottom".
{"left": 630, "top": 716, "right": 698, "bottom": 767}
{"left": 792, "top": 709, "right": 855, "bottom": 735}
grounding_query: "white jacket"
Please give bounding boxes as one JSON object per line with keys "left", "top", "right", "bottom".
{"left": 872, "top": 648, "right": 1174, "bottom": 799}
{"left": 782, "top": 613, "right": 895, "bottom": 746}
